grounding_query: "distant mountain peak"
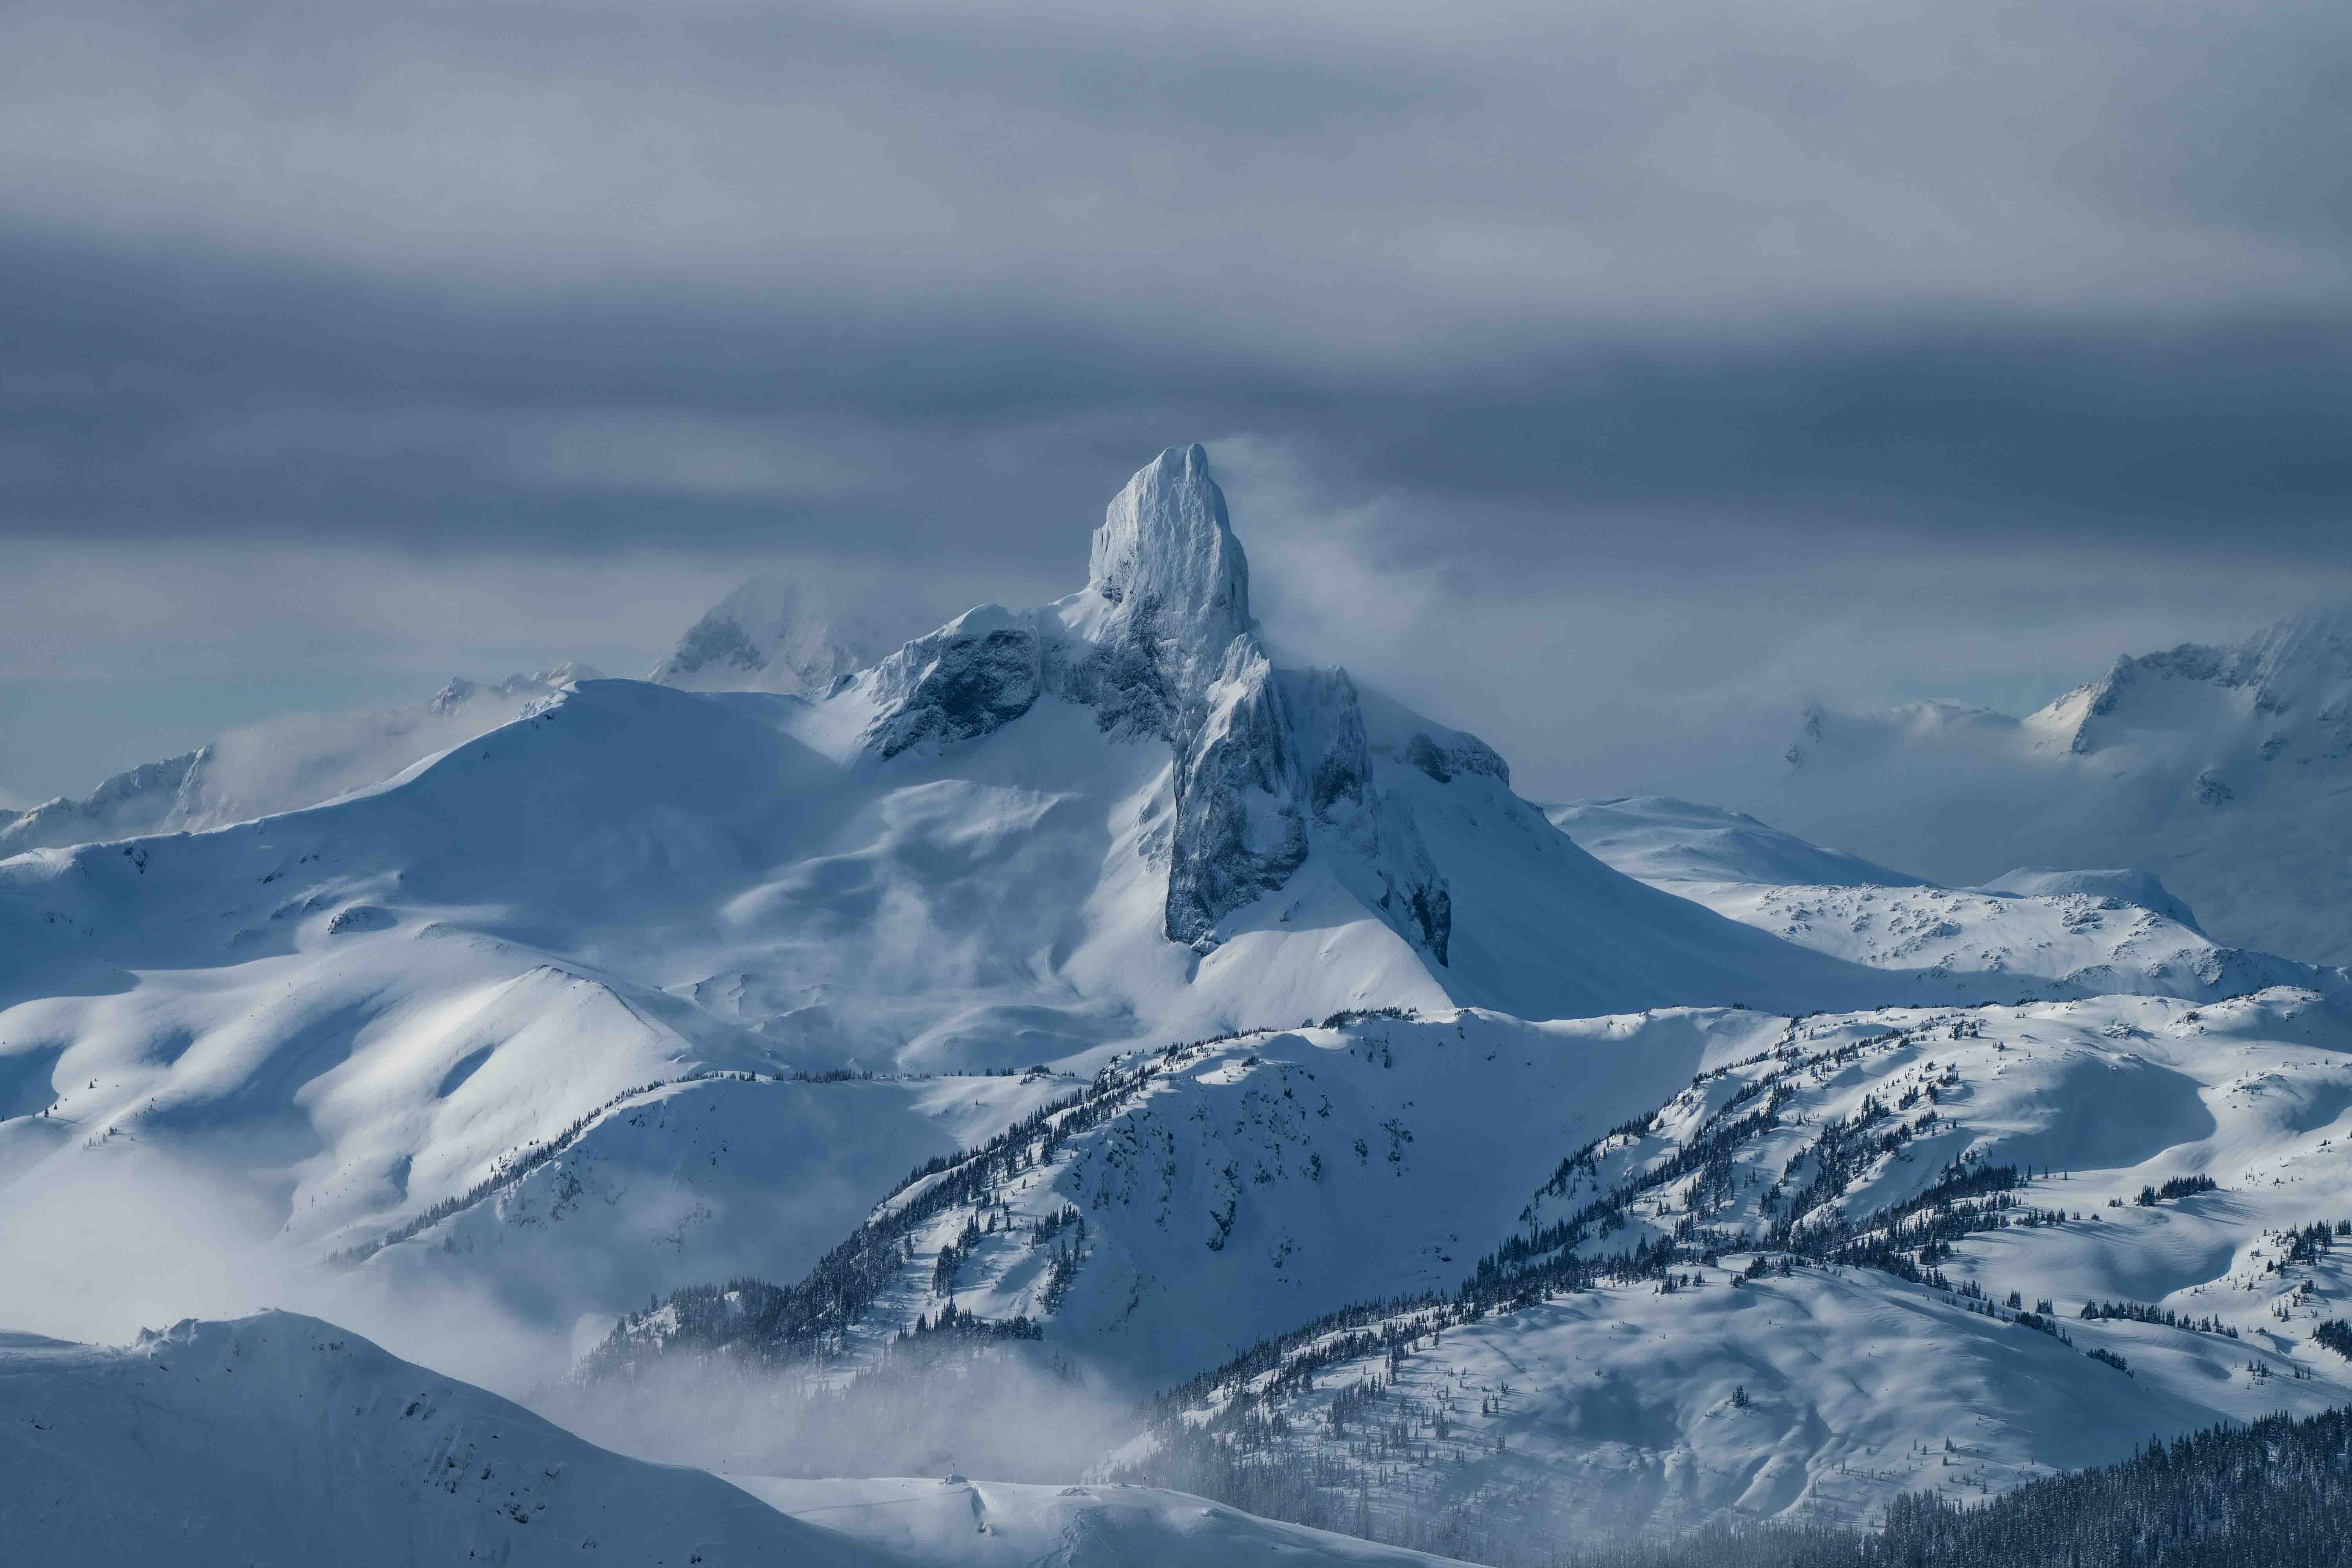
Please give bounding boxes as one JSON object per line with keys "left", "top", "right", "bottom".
{"left": 650, "top": 575, "right": 895, "bottom": 696}
{"left": 428, "top": 662, "right": 599, "bottom": 717}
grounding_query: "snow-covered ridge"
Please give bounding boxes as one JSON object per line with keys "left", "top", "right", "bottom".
{"left": 579, "top": 1008, "right": 1791, "bottom": 1398}
{"left": 1552, "top": 795, "right": 2345, "bottom": 1006}
{"left": 1548, "top": 797, "right": 1926, "bottom": 889}
{"left": 0, "top": 663, "right": 597, "bottom": 857}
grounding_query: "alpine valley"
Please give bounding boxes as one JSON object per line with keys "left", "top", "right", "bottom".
{"left": 10, "top": 448, "right": 2352, "bottom": 1565}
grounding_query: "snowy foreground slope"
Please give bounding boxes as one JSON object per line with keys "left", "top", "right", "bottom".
{"left": 1110, "top": 989, "right": 2352, "bottom": 1547}
{"left": 0, "top": 1311, "right": 909, "bottom": 1566}
{"left": 1550, "top": 796, "right": 2343, "bottom": 1005}
{"left": 1751, "top": 602, "right": 2352, "bottom": 965}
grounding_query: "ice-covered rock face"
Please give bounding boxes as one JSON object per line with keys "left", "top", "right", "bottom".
{"left": 864, "top": 605, "right": 1044, "bottom": 760}
{"left": 1162, "top": 639, "right": 1309, "bottom": 947}
{"left": 1075, "top": 444, "right": 1254, "bottom": 739}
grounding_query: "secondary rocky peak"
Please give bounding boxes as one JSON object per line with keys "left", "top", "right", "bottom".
{"left": 652, "top": 575, "right": 894, "bottom": 696}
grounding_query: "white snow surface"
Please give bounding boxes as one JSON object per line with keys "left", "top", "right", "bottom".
{"left": 1550, "top": 795, "right": 2344, "bottom": 1006}
{"left": 732, "top": 1475, "right": 1470, "bottom": 1566}
{"left": 1547, "top": 797, "right": 1927, "bottom": 889}
{"left": 12, "top": 449, "right": 2352, "bottom": 1554}
{"left": 0, "top": 664, "right": 597, "bottom": 856}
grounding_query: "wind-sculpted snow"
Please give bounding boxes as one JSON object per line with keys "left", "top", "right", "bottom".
{"left": 0, "top": 1311, "right": 910, "bottom": 1566}
{"left": 1118, "top": 989, "right": 2352, "bottom": 1548}
{"left": 1068, "top": 442, "right": 1255, "bottom": 741}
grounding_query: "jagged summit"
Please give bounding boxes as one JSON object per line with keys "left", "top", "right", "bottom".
{"left": 428, "top": 661, "right": 599, "bottom": 716}
{"left": 1754, "top": 595, "right": 2352, "bottom": 963}
{"left": 1075, "top": 443, "right": 1254, "bottom": 728}
{"left": 851, "top": 444, "right": 1451, "bottom": 958}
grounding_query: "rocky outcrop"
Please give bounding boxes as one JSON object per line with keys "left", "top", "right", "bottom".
{"left": 864, "top": 606, "right": 1044, "bottom": 761}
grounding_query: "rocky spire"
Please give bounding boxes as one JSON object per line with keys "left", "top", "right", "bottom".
{"left": 1074, "top": 444, "right": 1255, "bottom": 739}
{"left": 857, "top": 442, "right": 1455, "bottom": 962}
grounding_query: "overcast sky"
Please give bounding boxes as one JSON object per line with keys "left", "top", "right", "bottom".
{"left": 3, "top": 0, "right": 2349, "bottom": 806}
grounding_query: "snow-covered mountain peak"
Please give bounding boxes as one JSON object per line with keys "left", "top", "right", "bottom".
{"left": 1082, "top": 442, "right": 1252, "bottom": 665}
{"left": 651, "top": 574, "right": 899, "bottom": 696}
{"left": 2032, "top": 599, "right": 2352, "bottom": 759}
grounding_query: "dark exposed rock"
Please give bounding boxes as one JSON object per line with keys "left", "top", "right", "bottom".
{"left": 865, "top": 607, "right": 1044, "bottom": 761}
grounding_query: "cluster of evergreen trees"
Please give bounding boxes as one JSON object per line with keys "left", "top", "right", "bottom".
{"left": 2079, "top": 1299, "right": 2238, "bottom": 1337}
{"left": 1550, "top": 1406, "right": 2352, "bottom": 1568}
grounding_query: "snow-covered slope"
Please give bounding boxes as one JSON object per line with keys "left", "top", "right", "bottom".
{"left": 1547, "top": 797, "right": 1927, "bottom": 889}
{"left": 1759, "top": 602, "right": 2352, "bottom": 965}
{"left": 1123, "top": 988, "right": 2352, "bottom": 1544}
{"left": 0, "top": 1310, "right": 909, "bottom": 1566}
{"left": 1549, "top": 795, "right": 2344, "bottom": 1006}
{"left": 650, "top": 574, "right": 904, "bottom": 695}
{"left": 583, "top": 1008, "right": 1791, "bottom": 1402}
{"left": 0, "top": 664, "right": 596, "bottom": 855}
{"left": 1978, "top": 866, "right": 2206, "bottom": 933}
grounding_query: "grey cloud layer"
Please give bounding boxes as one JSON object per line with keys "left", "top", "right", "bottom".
{"left": 8, "top": 230, "right": 2347, "bottom": 563}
